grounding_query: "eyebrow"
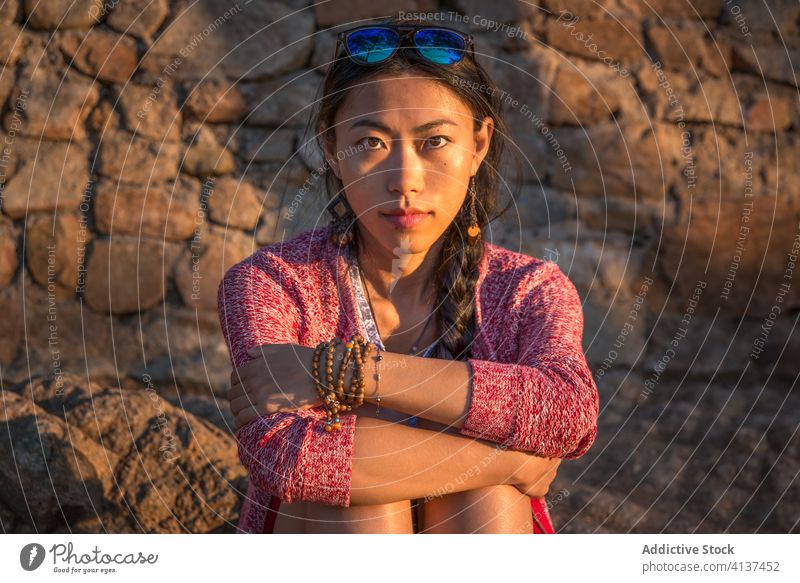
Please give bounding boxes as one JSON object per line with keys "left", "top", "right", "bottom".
{"left": 348, "top": 117, "right": 458, "bottom": 133}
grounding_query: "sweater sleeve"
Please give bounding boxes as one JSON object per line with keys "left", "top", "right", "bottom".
{"left": 217, "top": 252, "right": 357, "bottom": 507}
{"left": 460, "top": 260, "right": 599, "bottom": 459}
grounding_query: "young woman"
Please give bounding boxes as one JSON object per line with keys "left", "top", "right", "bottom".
{"left": 218, "top": 16, "right": 599, "bottom": 534}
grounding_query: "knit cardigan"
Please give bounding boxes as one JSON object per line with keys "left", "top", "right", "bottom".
{"left": 217, "top": 224, "right": 599, "bottom": 534}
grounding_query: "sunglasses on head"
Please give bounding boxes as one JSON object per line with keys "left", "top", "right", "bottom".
{"left": 333, "top": 24, "right": 475, "bottom": 66}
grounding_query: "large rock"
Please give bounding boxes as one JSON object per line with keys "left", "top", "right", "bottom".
{"left": 96, "top": 129, "right": 182, "bottom": 184}
{"left": 207, "top": 176, "right": 262, "bottom": 230}
{"left": 24, "top": 212, "right": 88, "bottom": 299}
{"left": 646, "top": 22, "right": 730, "bottom": 77}
{"left": 84, "top": 236, "right": 182, "bottom": 314}
{"left": 107, "top": 0, "right": 169, "bottom": 42}
{"left": 657, "top": 197, "right": 800, "bottom": 318}
{"left": 24, "top": 0, "right": 102, "bottom": 30}
{"left": 183, "top": 77, "right": 248, "bottom": 123}
{"left": 0, "top": 215, "right": 18, "bottom": 287}
{"left": 550, "top": 122, "right": 684, "bottom": 201}
{"left": 243, "top": 69, "right": 322, "bottom": 127}
{"left": 139, "top": 0, "right": 314, "bottom": 81}
{"left": 3, "top": 374, "right": 246, "bottom": 533}
{"left": 1, "top": 140, "right": 90, "bottom": 219}
{"left": 314, "top": 0, "right": 435, "bottom": 26}
{"left": 4, "top": 67, "right": 99, "bottom": 141}
{"left": 181, "top": 123, "right": 236, "bottom": 177}
{"left": 59, "top": 29, "right": 139, "bottom": 84}
{"left": 93, "top": 177, "right": 201, "bottom": 241}
{"left": 545, "top": 13, "right": 642, "bottom": 66}
{"left": 114, "top": 82, "right": 182, "bottom": 143}
{"left": 0, "top": 22, "right": 22, "bottom": 65}
{"left": 174, "top": 223, "right": 255, "bottom": 310}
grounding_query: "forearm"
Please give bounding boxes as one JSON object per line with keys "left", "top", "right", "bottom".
{"left": 360, "top": 348, "right": 472, "bottom": 429}
{"left": 349, "top": 416, "right": 512, "bottom": 506}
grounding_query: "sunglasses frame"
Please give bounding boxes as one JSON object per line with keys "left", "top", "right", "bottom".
{"left": 332, "top": 24, "right": 476, "bottom": 67}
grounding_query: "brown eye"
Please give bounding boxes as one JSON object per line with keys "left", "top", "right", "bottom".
{"left": 357, "top": 136, "right": 384, "bottom": 150}
{"left": 425, "top": 136, "right": 450, "bottom": 149}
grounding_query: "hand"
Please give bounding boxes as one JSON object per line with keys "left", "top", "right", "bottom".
{"left": 507, "top": 451, "right": 561, "bottom": 499}
{"left": 228, "top": 343, "right": 323, "bottom": 431}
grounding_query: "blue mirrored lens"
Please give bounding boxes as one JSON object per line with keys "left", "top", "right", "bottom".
{"left": 414, "top": 29, "right": 466, "bottom": 64}
{"left": 346, "top": 28, "right": 399, "bottom": 64}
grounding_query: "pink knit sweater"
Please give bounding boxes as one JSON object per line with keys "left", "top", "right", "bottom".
{"left": 217, "top": 224, "right": 599, "bottom": 534}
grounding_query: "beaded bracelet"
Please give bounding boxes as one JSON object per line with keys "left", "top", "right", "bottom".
{"left": 311, "top": 334, "right": 375, "bottom": 432}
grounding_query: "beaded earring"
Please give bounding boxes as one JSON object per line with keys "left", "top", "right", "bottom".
{"left": 467, "top": 174, "right": 481, "bottom": 245}
{"left": 326, "top": 192, "right": 355, "bottom": 247}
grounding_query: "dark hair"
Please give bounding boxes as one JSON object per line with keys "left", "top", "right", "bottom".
{"left": 306, "top": 14, "right": 521, "bottom": 361}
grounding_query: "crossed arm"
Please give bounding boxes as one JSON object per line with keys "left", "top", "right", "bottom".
{"left": 218, "top": 252, "right": 599, "bottom": 507}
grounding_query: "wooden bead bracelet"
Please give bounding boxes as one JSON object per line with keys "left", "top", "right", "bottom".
{"left": 311, "top": 334, "right": 375, "bottom": 432}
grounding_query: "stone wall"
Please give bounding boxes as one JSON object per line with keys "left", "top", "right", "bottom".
{"left": 0, "top": 0, "right": 798, "bottom": 532}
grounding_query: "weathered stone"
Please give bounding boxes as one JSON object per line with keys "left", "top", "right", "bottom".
{"left": 25, "top": 212, "right": 87, "bottom": 298}
{"left": 720, "top": 0, "right": 800, "bottom": 38}
{"left": 0, "top": 23, "right": 22, "bottom": 65}
{"left": 114, "top": 82, "right": 182, "bottom": 143}
{"left": 0, "top": 215, "right": 18, "bottom": 287}
{"left": 97, "top": 129, "right": 182, "bottom": 184}
{"left": 0, "top": 70, "right": 15, "bottom": 118}
{"left": 4, "top": 374, "right": 246, "bottom": 533}
{"left": 549, "top": 59, "right": 643, "bottom": 126}
{"left": 0, "top": 391, "right": 113, "bottom": 532}
{"left": 174, "top": 223, "right": 255, "bottom": 310}
{"left": 550, "top": 122, "right": 684, "bottom": 201}
{"left": 314, "top": 0, "right": 436, "bottom": 27}
{"left": 183, "top": 77, "right": 248, "bottom": 123}
{"left": 107, "top": 0, "right": 169, "bottom": 42}
{"left": 0, "top": 0, "right": 19, "bottom": 23}
{"left": 658, "top": 197, "right": 800, "bottom": 318}
{"left": 182, "top": 124, "right": 236, "bottom": 177}
{"left": 744, "top": 94, "right": 793, "bottom": 133}
{"left": 237, "top": 127, "right": 296, "bottom": 164}
{"left": 207, "top": 176, "right": 262, "bottom": 230}
{"left": 1, "top": 141, "right": 90, "bottom": 219}
{"left": 647, "top": 23, "right": 730, "bottom": 78}
{"left": 500, "top": 184, "right": 576, "bottom": 230}
{"left": 93, "top": 177, "right": 201, "bottom": 241}
{"left": 59, "top": 29, "right": 139, "bottom": 84}
{"left": 732, "top": 44, "right": 800, "bottom": 88}
{"left": 139, "top": 0, "right": 314, "bottom": 81}
{"left": 85, "top": 236, "right": 180, "bottom": 314}
{"left": 545, "top": 13, "right": 642, "bottom": 66}
{"left": 638, "top": 0, "right": 721, "bottom": 19}
{"left": 4, "top": 67, "right": 99, "bottom": 141}
{"left": 243, "top": 69, "right": 322, "bottom": 127}
{"left": 24, "top": 0, "right": 102, "bottom": 30}
{"left": 580, "top": 195, "right": 663, "bottom": 236}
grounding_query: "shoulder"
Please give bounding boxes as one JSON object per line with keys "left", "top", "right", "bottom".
{"left": 222, "top": 226, "right": 331, "bottom": 284}
{"left": 480, "top": 241, "right": 572, "bottom": 309}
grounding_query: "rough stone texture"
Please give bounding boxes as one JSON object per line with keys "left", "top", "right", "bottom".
{"left": 84, "top": 236, "right": 181, "bottom": 315}
{"left": 113, "top": 82, "right": 182, "bottom": 143}
{"left": 0, "top": 215, "right": 18, "bottom": 287}
{"left": 545, "top": 14, "right": 642, "bottom": 66}
{"left": 2, "top": 374, "right": 246, "bottom": 533}
{"left": 4, "top": 67, "right": 99, "bottom": 141}
{"left": 59, "top": 29, "right": 139, "bottom": 84}
{"left": 107, "top": 0, "right": 169, "bottom": 42}
{"left": 181, "top": 123, "right": 236, "bottom": 177}
{"left": 139, "top": 0, "right": 315, "bottom": 81}
{"left": 0, "top": 22, "right": 22, "bottom": 65}
{"left": 207, "top": 176, "right": 262, "bottom": 230}
{"left": 94, "top": 177, "right": 201, "bottom": 241}
{"left": 174, "top": 223, "right": 255, "bottom": 310}
{"left": 24, "top": 212, "right": 88, "bottom": 298}
{"left": 313, "top": 0, "right": 436, "bottom": 27}
{"left": 183, "top": 77, "right": 248, "bottom": 123}
{"left": 96, "top": 129, "right": 182, "bottom": 185}
{"left": 24, "top": 0, "right": 103, "bottom": 31}
{"left": 1, "top": 140, "right": 90, "bottom": 219}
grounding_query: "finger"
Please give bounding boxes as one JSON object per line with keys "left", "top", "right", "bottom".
{"left": 228, "top": 381, "right": 246, "bottom": 403}
{"left": 236, "top": 406, "right": 259, "bottom": 431}
{"left": 229, "top": 394, "right": 256, "bottom": 416}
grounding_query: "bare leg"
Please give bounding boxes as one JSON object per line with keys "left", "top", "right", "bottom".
{"left": 418, "top": 485, "right": 533, "bottom": 534}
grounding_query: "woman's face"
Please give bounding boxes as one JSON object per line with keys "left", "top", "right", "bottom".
{"left": 323, "top": 72, "right": 493, "bottom": 257}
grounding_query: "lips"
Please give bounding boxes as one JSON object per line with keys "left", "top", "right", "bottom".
{"left": 380, "top": 208, "right": 431, "bottom": 229}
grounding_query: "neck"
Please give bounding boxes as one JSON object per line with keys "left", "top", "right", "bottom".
{"left": 354, "top": 228, "right": 443, "bottom": 307}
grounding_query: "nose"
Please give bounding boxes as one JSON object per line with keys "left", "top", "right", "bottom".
{"left": 386, "top": 139, "right": 425, "bottom": 199}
